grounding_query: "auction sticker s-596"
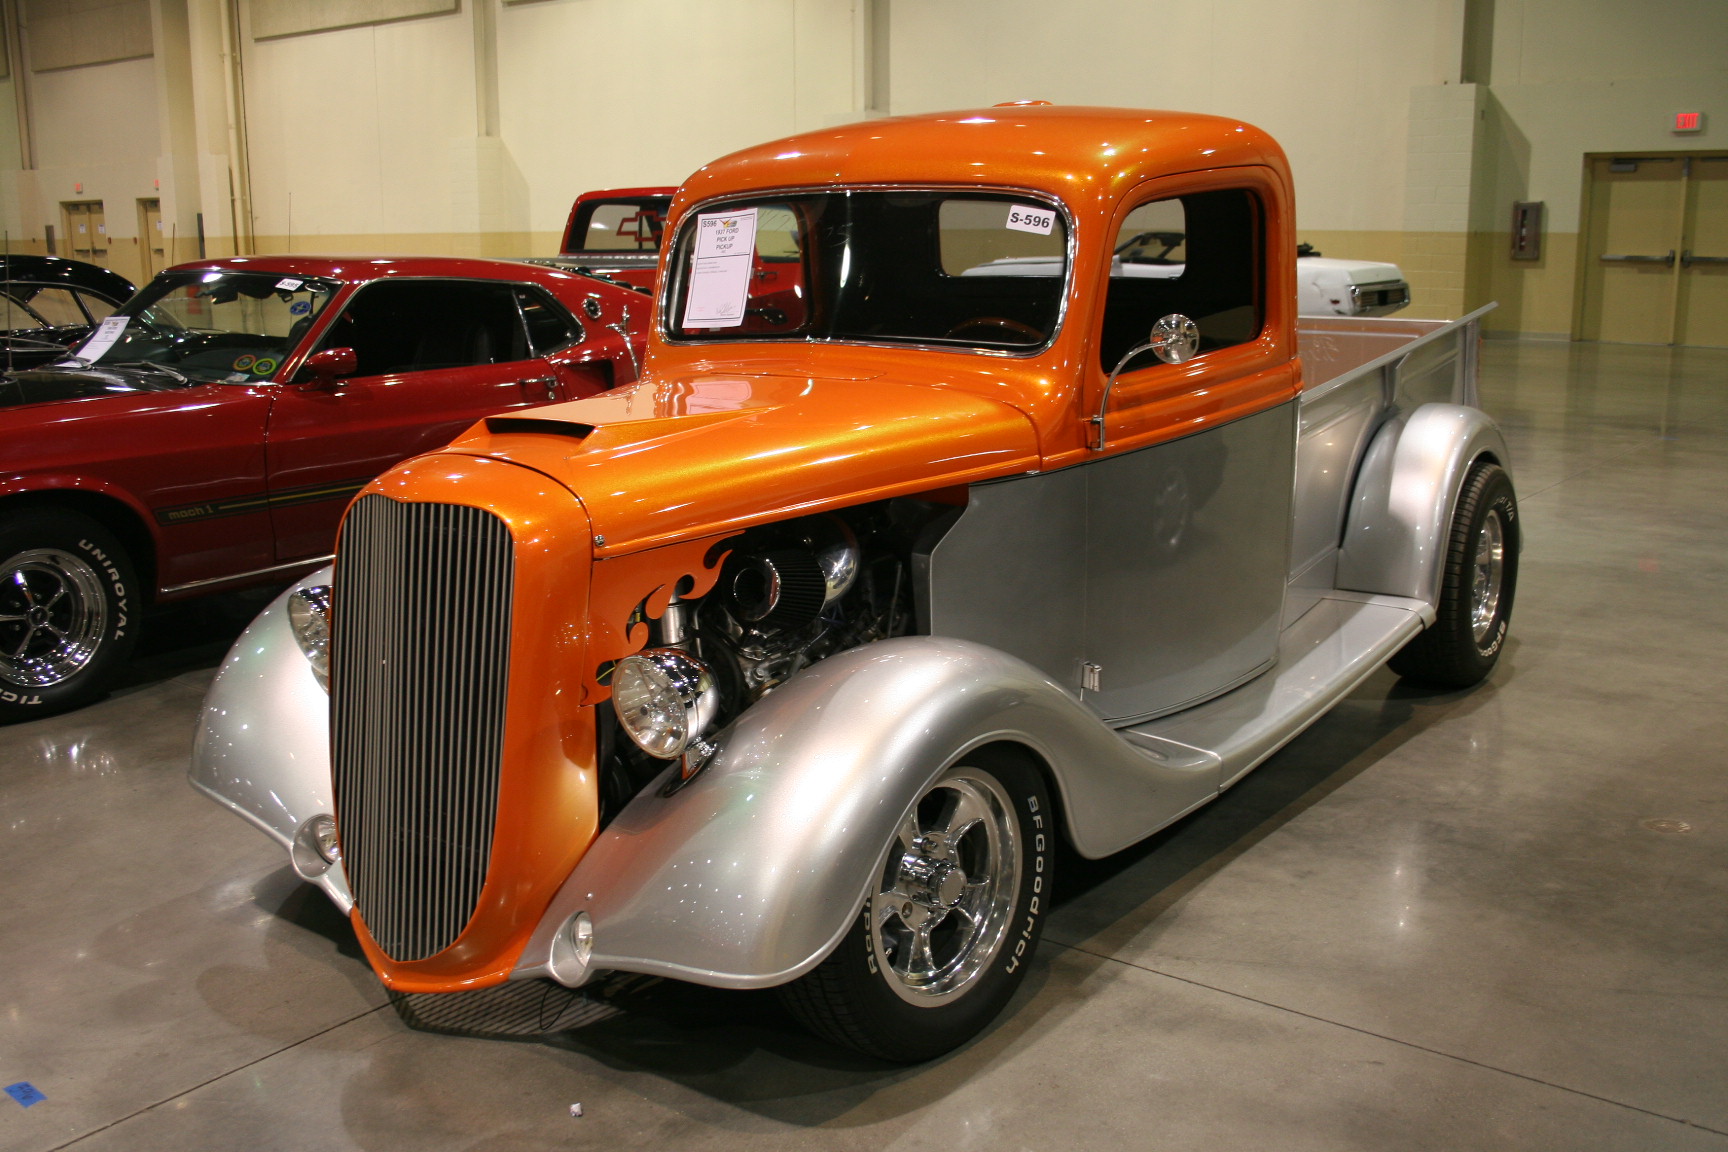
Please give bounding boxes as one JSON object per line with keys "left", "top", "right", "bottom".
{"left": 1005, "top": 205, "right": 1056, "bottom": 235}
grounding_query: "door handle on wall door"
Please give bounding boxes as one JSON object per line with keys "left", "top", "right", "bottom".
{"left": 1681, "top": 251, "right": 1728, "bottom": 267}
{"left": 1599, "top": 251, "right": 1675, "bottom": 265}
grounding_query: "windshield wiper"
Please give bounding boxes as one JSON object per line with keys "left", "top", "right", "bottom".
{"left": 120, "top": 361, "right": 193, "bottom": 385}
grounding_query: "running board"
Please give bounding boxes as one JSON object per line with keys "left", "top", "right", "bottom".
{"left": 1119, "top": 591, "right": 1431, "bottom": 792}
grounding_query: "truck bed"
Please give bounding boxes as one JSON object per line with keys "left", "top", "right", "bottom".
{"left": 1298, "top": 305, "right": 1494, "bottom": 409}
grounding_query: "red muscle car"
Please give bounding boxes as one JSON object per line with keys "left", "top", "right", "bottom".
{"left": 0, "top": 255, "right": 645, "bottom": 721}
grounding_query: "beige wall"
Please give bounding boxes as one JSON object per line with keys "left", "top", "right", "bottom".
{"left": 0, "top": 0, "right": 1721, "bottom": 336}
{"left": 497, "top": 0, "right": 859, "bottom": 251}
{"left": 234, "top": 0, "right": 861, "bottom": 255}
{"left": 241, "top": 10, "right": 481, "bottom": 249}
{"left": 9, "top": 54, "right": 161, "bottom": 286}
{"left": 1464, "top": 0, "right": 1728, "bottom": 336}
{"left": 890, "top": 0, "right": 1465, "bottom": 238}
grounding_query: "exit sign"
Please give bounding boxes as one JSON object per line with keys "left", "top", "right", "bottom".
{"left": 1673, "top": 112, "right": 1705, "bottom": 133}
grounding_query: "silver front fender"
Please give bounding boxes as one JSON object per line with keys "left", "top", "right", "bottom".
{"left": 513, "top": 635, "right": 1217, "bottom": 990}
{"left": 188, "top": 568, "right": 350, "bottom": 912}
{"left": 1336, "top": 403, "right": 1513, "bottom": 605}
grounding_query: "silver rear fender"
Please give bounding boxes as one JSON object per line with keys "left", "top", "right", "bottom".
{"left": 1336, "top": 403, "right": 1513, "bottom": 606}
{"left": 188, "top": 568, "right": 351, "bottom": 912}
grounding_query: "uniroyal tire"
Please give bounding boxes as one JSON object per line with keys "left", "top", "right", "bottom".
{"left": 1389, "top": 460, "right": 1519, "bottom": 689}
{"left": 0, "top": 511, "right": 140, "bottom": 722}
{"left": 780, "top": 748, "right": 1053, "bottom": 1062}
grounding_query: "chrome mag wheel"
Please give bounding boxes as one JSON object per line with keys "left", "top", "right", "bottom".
{"left": 869, "top": 767, "right": 1021, "bottom": 1006}
{"left": 0, "top": 547, "right": 110, "bottom": 689}
{"left": 780, "top": 751, "right": 1050, "bottom": 1061}
{"left": 1470, "top": 508, "right": 1506, "bottom": 649}
{"left": 1388, "top": 459, "right": 1519, "bottom": 690}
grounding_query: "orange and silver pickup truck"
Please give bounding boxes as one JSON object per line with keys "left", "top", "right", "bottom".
{"left": 191, "top": 105, "right": 1517, "bottom": 1062}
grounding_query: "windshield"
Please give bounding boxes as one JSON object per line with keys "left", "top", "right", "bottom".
{"left": 66, "top": 271, "right": 340, "bottom": 382}
{"left": 665, "top": 190, "right": 1068, "bottom": 353}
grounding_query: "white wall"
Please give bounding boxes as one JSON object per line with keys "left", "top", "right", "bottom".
{"left": 497, "top": 0, "right": 859, "bottom": 239}
{"left": 235, "top": 0, "right": 862, "bottom": 250}
{"left": 888, "top": 0, "right": 1466, "bottom": 235}
{"left": 241, "top": 8, "right": 478, "bottom": 246}
{"left": 30, "top": 55, "right": 158, "bottom": 171}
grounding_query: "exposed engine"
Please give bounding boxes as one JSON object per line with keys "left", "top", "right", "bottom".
{"left": 596, "top": 497, "right": 952, "bottom": 821}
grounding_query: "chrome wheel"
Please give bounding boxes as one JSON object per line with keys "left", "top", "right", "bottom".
{"left": 0, "top": 548, "right": 109, "bottom": 689}
{"left": 870, "top": 767, "right": 1021, "bottom": 1006}
{"left": 1388, "top": 460, "right": 1518, "bottom": 689}
{"left": 1469, "top": 509, "right": 1505, "bottom": 647}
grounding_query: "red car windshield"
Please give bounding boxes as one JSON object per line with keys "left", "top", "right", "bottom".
{"left": 69, "top": 270, "right": 340, "bottom": 382}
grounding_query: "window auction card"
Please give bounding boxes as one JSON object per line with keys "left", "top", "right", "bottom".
{"left": 682, "top": 208, "right": 759, "bottom": 328}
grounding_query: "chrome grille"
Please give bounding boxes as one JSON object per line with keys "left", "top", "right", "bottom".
{"left": 331, "top": 494, "right": 515, "bottom": 962}
{"left": 1351, "top": 279, "right": 1412, "bottom": 316}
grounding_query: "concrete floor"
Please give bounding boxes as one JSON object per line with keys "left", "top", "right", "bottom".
{"left": 3, "top": 339, "right": 1726, "bottom": 1151}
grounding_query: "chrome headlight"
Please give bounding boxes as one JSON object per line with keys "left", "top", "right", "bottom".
{"left": 611, "top": 648, "right": 719, "bottom": 759}
{"left": 291, "top": 813, "right": 341, "bottom": 879}
{"left": 547, "top": 911, "right": 595, "bottom": 988}
{"left": 287, "top": 585, "right": 332, "bottom": 691}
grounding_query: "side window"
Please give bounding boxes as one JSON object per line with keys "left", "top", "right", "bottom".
{"left": 317, "top": 280, "right": 531, "bottom": 376}
{"left": 1099, "top": 188, "right": 1262, "bottom": 371}
{"left": 27, "top": 287, "right": 92, "bottom": 327}
{"left": 514, "top": 286, "right": 580, "bottom": 354}
{"left": 0, "top": 290, "right": 46, "bottom": 330}
{"left": 78, "top": 291, "right": 118, "bottom": 323}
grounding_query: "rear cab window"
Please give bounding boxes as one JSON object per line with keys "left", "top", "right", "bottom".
{"left": 574, "top": 201, "right": 668, "bottom": 252}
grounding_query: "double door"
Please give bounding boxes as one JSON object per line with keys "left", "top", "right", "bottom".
{"left": 61, "top": 201, "right": 108, "bottom": 266}
{"left": 1580, "top": 154, "right": 1728, "bottom": 346}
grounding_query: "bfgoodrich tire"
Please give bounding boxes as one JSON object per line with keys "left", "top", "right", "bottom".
{"left": 780, "top": 748, "right": 1053, "bottom": 1062}
{"left": 0, "top": 511, "right": 140, "bottom": 722}
{"left": 1389, "top": 460, "right": 1519, "bottom": 689}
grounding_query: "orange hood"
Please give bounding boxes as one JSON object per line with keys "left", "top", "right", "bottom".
{"left": 444, "top": 367, "right": 1041, "bottom": 556}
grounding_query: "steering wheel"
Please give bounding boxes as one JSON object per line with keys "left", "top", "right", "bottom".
{"left": 942, "top": 316, "right": 1046, "bottom": 345}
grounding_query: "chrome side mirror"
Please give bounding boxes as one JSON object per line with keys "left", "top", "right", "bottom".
{"left": 1089, "top": 313, "right": 1200, "bottom": 450}
{"left": 1148, "top": 313, "right": 1199, "bottom": 364}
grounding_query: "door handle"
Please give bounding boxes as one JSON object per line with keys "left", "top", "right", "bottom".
{"left": 1599, "top": 250, "right": 1675, "bottom": 265}
{"left": 1681, "top": 251, "right": 1728, "bottom": 267}
{"left": 520, "top": 375, "right": 558, "bottom": 400}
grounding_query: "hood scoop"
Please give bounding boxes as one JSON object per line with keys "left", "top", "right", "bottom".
{"left": 484, "top": 416, "right": 596, "bottom": 440}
